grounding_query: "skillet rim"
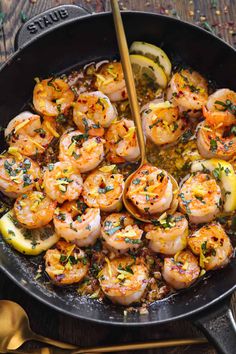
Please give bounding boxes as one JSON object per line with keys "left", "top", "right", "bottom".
{"left": 0, "top": 10, "right": 236, "bottom": 326}
{"left": 1, "top": 262, "right": 236, "bottom": 326}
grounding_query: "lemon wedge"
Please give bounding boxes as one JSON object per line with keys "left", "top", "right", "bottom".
{"left": 0, "top": 210, "right": 59, "bottom": 255}
{"left": 130, "top": 54, "right": 167, "bottom": 89}
{"left": 191, "top": 159, "right": 236, "bottom": 212}
{"left": 130, "top": 41, "right": 172, "bottom": 78}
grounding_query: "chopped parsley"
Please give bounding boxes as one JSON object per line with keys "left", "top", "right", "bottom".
{"left": 97, "top": 98, "right": 107, "bottom": 110}
{"left": 81, "top": 257, "right": 88, "bottom": 265}
{"left": 22, "top": 159, "right": 31, "bottom": 172}
{"left": 56, "top": 114, "right": 67, "bottom": 124}
{"left": 77, "top": 200, "right": 87, "bottom": 214}
{"left": 124, "top": 238, "right": 141, "bottom": 244}
{"left": 148, "top": 119, "right": 162, "bottom": 129}
{"left": 132, "top": 178, "right": 141, "bottom": 185}
{"left": 98, "top": 186, "right": 114, "bottom": 194}
{"left": 172, "top": 121, "right": 179, "bottom": 132}
{"left": 179, "top": 192, "right": 192, "bottom": 214}
{"left": 69, "top": 223, "right": 77, "bottom": 232}
{"left": 77, "top": 216, "right": 82, "bottom": 223}
{"left": 201, "top": 241, "right": 207, "bottom": 254}
{"left": 23, "top": 174, "right": 32, "bottom": 187}
{"left": 48, "top": 163, "right": 54, "bottom": 171}
{"left": 195, "top": 196, "right": 206, "bottom": 204}
{"left": 90, "top": 262, "right": 101, "bottom": 277}
{"left": 181, "top": 129, "right": 192, "bottom": 142}
{"left": 105, "top": 225, "right": 122, "bottom": 236}
{"left": 210, "top": 139, "right": 217, "bottom": 152}
{"left": 60, "top": 254, "right": 81, "bottom": 266}
{"left": 4, "top": 160, "right": 15, "bottom": 176}
{"left": 57, "top": 213, "right": 66, "bottom": 221}
{"left": 72, "top": 151, "right": 81, "bottom": 160}
{"left": 201, "top": 164, "right": 210, "bottom": 174}
{"left": 82, "top": 118, "right": 89, "bottom": 132}
{"left": 230, "top": 126, "right": 236, "bottom": 135}
{"left": 212, "top": 164, "right": 230, "bottom": 181}
{"left": 34, "top": 128, "right": 46, "bottom": 138}
{"left": 72, "top": 134, "right": 89, "bottom": 143}
{"left": 215, "top": 99, "right": 236, "bottom": 115}
{"left": 118, "top": 263, "right": 134, "bottom": 274}
{"left": 92, "top": 123, "right": 101, "bottom": 129}
{"left": 201, "top": 240, "right": 216, "bottom": 257}
{"left": 47, "top": 77, "right": 61, "bottom": 92}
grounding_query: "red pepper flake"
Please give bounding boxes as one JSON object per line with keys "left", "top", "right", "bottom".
{"left": 159, "top": 6, "right": 166, "bottom": 14}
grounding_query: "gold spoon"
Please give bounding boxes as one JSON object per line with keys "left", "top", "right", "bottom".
{"left": 0, "top": 300, "right": 207, "bottom": 353}
{"left": 0, "top": 300, "right": 78, "bottom": 352}
{"left": 111, "top": 0, "right": 179, "bottom": 223}
{"left": 1, "top": 338, "right": 208, "bottom": 353}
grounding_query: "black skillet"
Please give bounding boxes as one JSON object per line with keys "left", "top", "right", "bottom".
{"left": 0, "top": 5, "right": 236, "bottom": 354}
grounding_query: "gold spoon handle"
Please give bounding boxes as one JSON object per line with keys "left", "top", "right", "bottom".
{"left": 111, "top": 0, "right": 147, "bottom": 165}
{"left": 31, "top": 333, "right": 77, "bottom": 350}
{"left": 5, "top": 337, "right": 207, "bottom": 354}
{"left": 73, "top": 337, "right": 208, "bottom": 353}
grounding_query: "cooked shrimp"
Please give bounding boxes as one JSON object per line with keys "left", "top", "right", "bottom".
{"left": 45, "top": 240, "right": 89, "bottom": 285}
{"left": 105, "top": 119, "right": 140, "bottom": 163}
{"left": 127, "top": 164, "right": 173, "bottom": 215}
{"left": 203, "top": 89, "right": 236, "bottom": 127}
{"left": 101, "top": 213, "right": 143, "bottom": 251}
{"left": 188, "top": 222, "right": 233, "bottom": 271}
{"left": 14, "top": 191, "right": 56, "bottom": 229}
{"left": 33, "top": 78, "right": 74, "bottom": 116}
{"left": 142, "top": 100, "right": 186, "bottom": 145}
{"left": 43, "top": 162, "right": 83, "bottom": 204}
{"left": 162, "top": 250, "right": 200, "bottom": 289}
{"left": 145, "top": 212, "right": 188, "bottom": 255}
{"left": 73, "top": 91, "right": 117, "bottom": 136}
{"left": 98, "top": 256, "right": 148, "bottom": 305}
{"left": 94, "top": 62, "right": 128, "bottom": 102}
{"left": 82, "top": 169, "right": 124, "bottom": 212}
{"left": 166, "top": 69, "right": 208, "bottom": 117}
{"left": 179, "top": 173, "right": 221, "bottom": 224}
{"left": 0, "top": 156, "right": 41, "bottom": 198}
{"left": 59, "top": 130, "right": 105, "bottom": 173}
{"left": 197, "top": 121, "right": 236, "bottom": 161}
{"left": 5, "top": 112, "right": 58, "bottom": 156}
{"left": 53, "top": 200, "right": 100, "bottom": 247}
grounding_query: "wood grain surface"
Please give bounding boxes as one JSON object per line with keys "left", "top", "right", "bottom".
{"left": 1, "top": 1, "right": 236, "bottom": 353}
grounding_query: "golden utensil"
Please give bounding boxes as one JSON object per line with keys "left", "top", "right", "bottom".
{"left": 2, "top": 337, "right": 208, "bottom": 354}
{"left": 110, "top": 0, "right": 179, "bottom": 223}
{"left": 0, "top": 300, "right": 77, "bottom": 352}
{"left": 0, "top": 299, "right": 207, "bottom": 353}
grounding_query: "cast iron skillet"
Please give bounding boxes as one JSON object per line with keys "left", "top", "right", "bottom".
{"left": 0, "top": 5, "right": 236, "bottom": 353}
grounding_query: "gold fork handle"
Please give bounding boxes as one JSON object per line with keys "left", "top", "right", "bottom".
{"left": 111, "top": 0, "right": 147, "bottom": 165}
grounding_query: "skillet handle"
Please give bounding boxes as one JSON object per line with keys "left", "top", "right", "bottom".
{"left": 15, "top": 5, "right": 90, "bottom": 50}
{"left": 193, "top": 297, "right": 236, "bottom": 354}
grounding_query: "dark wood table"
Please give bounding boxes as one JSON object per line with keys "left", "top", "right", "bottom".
{"left": 1, "top": 1, "right": 236, "bottom": 353}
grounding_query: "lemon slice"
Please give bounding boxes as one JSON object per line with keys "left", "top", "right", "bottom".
{"left": 130, "top": 41, "right": 172, "bottom": 78}
{"left": 191, "top": 159, "right": 236, "bottom": 212}
{"left": 0, "top": 210, "right": 59, "bottom": 255}
{"left": 130, "top": 54, "right": 167, "bottom": 89}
